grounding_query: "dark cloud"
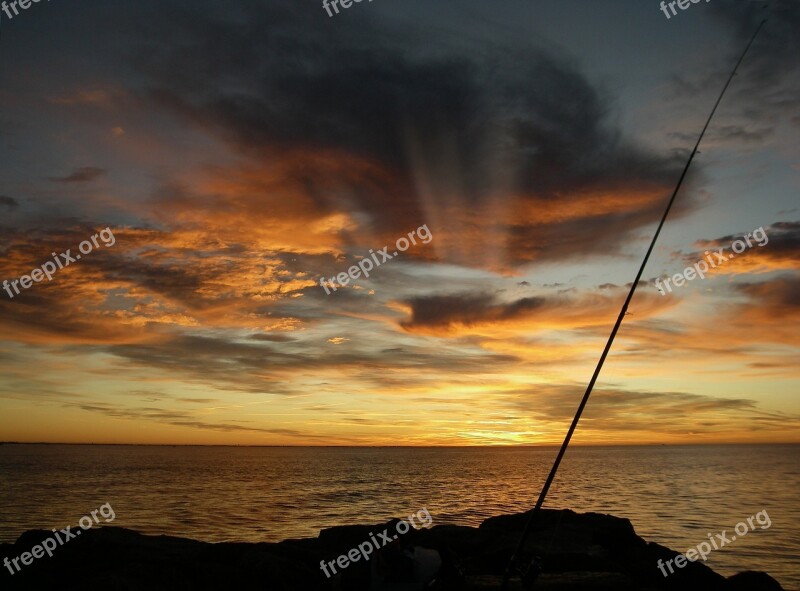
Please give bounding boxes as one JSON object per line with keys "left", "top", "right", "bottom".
{"left": 668, "top": 125, "right": 774, "bottom": 144}
{"left": 67, "top": 401, "right": 316, "bottom": 437}
{"left": 503, "top": 383, "right": 800, "bottom": 434}
{"left": 129, "top": 0, "right": 685, "bottom": 266}
{"left": 248, "top": 333, "right": 297, "bottom": 342}
{"left": 105, "top": 335, "right": 302, "bottom": 393}
{"left": 691, "top": 220, "right": 800, "bottom": 269}
{"left": 505, "top": 187, "right": 697, "bottom": 266}
{"left": 0, "top": 196, "right": 18, "bottom": 210}
{"left": 124, "top": 390, "right": 168, "bottom": 402}
{"left": 711, "top": 0, "right": 800, "bottom": 80}
{"left": 587, "top": 386, "right": 750, "bottom": 415}
{"left": 708, "top": 0, "right": 800, "bottom": 123}
{"left": 0, "top": 286, "right": 135, "bottom": 345}
{"left": 735, "top": 275, "right": 800, "bottom": 315}
{"left": 702, "top": 221, "right": 796, "bottom": 246}
{"left": 103, "top": 333, "right": 519, "bottom": 395}
{"left": 401, "top": 293, "right": 546, "bottom": 330}
{"left": 47, "top": 167, "right": 106, "bottom": 183}
{"left": 140, "top": 8, "right": 679, "bottom": 192}
{"left": 761, "top": 221, "right": 800, "bottom": 258}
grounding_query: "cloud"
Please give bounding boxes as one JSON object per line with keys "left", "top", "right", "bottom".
{"left": 735, "top": 275, "right": 800, "bottom": 320}
{"left": 708, "top": 0, "right": 800, "bottom": 124}
{"left": 130, "top": 0, "right": 686, "bottom": 270}
{"left": 712, "top": 0, "right": 800, "bottom": 79}
{"left": 501, "top": 383, "right": 800, "bottom": 438}
{"left": 400, "top": 293, "right": 545, "bottom": 331}
{"left": 684, "top": 221, "right": 800, "bottom": 275}
{"left": 47, "top": 167, "right": 106, "bottom": 183}
{"left": 67, "top": 401, "right": 317, "bottom": 437}
{"left": 668, "top": 125, "right": 774, "bottom": 144}
{"left": 96, "top": 331, "right": 521, "bottom": 396}
{"left": 248, "top": 333, "right": 297, "bottom": 343}
{"left": 398, "top": 287, "right": 671, "bottom": 336}
{"left": 0, "top": 195, "right": 18, "bottom": 210}
{"left": 48, "top": 89, "right": 120, "bottom": 107}
{"left": 1, "top": 0, "right": 796, "bottom": 445}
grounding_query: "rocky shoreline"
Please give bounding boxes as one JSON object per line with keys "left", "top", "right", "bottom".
{"left": 0, "top": 508, "right": 784, "bottom": 590}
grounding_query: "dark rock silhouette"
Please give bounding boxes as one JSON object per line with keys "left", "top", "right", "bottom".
{"left": 0, "top": 509, "right": 784, "bottom": 590}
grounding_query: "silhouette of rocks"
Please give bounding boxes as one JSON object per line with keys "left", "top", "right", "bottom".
{"left": 0, "top": 509, "right": 784, "bottom": 591}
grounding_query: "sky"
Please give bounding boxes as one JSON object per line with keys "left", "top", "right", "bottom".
{"left": 0, "top": 0, "right": 798, "bottom": 445}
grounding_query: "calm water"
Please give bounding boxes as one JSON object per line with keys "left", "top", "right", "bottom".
{"left": 0, "top": 444, "right": 797, "bottom": 589}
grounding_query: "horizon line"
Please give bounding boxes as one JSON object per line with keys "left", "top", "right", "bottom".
{"left": 2, "top": 441, "right": 798, "bottom": 447}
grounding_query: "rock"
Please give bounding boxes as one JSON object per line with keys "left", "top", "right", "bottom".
{"left": 727, "top": 571, "right": 785, "bottom": 591}
{"left": 0, "top": 509, "right": 785, "bottom": 591}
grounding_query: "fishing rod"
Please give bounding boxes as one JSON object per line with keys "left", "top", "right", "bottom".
{"left": 501, "top": 18, "right": 767, "bottom": 590}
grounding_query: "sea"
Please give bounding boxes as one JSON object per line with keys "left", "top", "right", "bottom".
{"left": 0, "top": 444, "right": 797, "bottom": 589}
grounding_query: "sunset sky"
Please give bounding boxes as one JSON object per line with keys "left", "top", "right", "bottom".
{"left": 0, "top": 0, "right": 798, "bottom": 445}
